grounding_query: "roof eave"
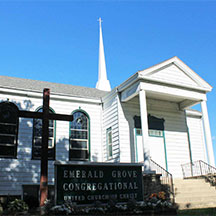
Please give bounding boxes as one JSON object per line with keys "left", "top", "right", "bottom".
{"left": 0, "top": 86, "right": 103, "bottom": 104}
{"left": 117, "top": 72, "right": 139, "bottom": 93}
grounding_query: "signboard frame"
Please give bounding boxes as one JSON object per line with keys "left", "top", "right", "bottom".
{"left": 55, "top": 161, "right": 144, "bottom": 205}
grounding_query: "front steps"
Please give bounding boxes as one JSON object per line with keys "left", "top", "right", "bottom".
{"left": 174, "top": 178, "right": 216, "bottom": 209}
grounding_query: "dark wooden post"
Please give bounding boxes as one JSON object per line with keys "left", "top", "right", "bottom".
{"left": 40, "top": 88, "right": 50, "bottom": 207}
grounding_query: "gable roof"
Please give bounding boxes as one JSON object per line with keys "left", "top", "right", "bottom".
{"left": 0, "top": 75, "right": 108, "bottom": 99}
{"left": 138, "top": 56, "right": 212, "bottom": 92}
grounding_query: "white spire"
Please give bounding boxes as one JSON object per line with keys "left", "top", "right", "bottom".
{"left": 96, "top": 17, "right": 111, "bottom": 91}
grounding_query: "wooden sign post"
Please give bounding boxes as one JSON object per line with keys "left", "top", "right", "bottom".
{"left": 18, "top": 88, "right": 74, "bottom": 207}
{"left": 40, "top": 88, "right": 50, "bottom": 207}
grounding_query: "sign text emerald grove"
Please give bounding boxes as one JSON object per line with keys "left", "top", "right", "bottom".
{"left": 55, "top": 163, "right": 143, "bottom": 205}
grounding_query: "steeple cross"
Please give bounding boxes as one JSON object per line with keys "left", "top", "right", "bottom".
{"left": 98, "top": 17, "right": 103, "bottom": 26}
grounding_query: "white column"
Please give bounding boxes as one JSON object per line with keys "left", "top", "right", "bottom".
{"left": 201, "top": 100, "right": 215, "bottom": 166}
{"left": 139, "top": 89, "right": 150, "bottom": 171}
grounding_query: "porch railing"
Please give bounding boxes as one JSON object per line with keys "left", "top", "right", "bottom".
{"left": 149, "top": 159, "right": 175, "bottom": 202}
{"left": 181, "top": 160, "right": 216, "bottom": 179}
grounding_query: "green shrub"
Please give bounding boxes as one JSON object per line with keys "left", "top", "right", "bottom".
{"left": 7, "top": 199, "right": 29, "bottom": 213}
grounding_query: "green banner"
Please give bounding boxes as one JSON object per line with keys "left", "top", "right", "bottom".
{"left": 55, "top": 162, "right": 143, "bottom": 205}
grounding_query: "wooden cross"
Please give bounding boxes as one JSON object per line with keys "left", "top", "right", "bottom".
{"left": 19, "top": 88, "right": 73, "bottom": 207}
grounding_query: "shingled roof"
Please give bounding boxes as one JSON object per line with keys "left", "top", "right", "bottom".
{"left": 0, "top": 76, "right": 108, "bottom": 99}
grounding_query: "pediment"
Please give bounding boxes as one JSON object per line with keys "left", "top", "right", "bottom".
{"left": 139, "top": 57, "right": 212, "bottom": 91}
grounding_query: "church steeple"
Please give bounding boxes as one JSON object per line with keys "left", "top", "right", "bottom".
{"left": 96, "top": 18, "right": 111, "bottom": 91}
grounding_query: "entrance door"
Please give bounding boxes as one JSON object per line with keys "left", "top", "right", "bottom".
{"left": 135, "top": 129, "right": 167, "bottom": 169}
{"left": 148, "top": 130, "right": 166, "bottom": 169}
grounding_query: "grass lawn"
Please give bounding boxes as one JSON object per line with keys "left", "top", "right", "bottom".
{"left": 177, "top": 208, "right": 216, "bottom": 216}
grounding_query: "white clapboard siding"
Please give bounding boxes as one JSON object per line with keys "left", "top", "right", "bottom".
{"left": 119, "top": 100, "right": 140, "bottom": 163}
{"left": 147, "top": 98, "right": 180, "bottom": 113}
{"left": 186, "top": 114, "right": 207, "bottom": 162}
{"left": 0, "top": 159, "right": 55, "bottom": 195}
{"left": 0, "top": 92, "right": 103, "bottom": 196}
{"left": 102, "top": 92, "right": 120, "bottom": 162}
{"left": 149, "top": 64, "right": 199, "bottom": 87}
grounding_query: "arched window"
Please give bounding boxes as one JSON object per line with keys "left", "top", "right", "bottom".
{"left": 32, "top": 107, "right": 56, "bottom": 160}
{"left": 69, "top": 110, "right": 90, "bottom": 161}
{"left": 0, "top": 102, "right": 19, "bottom": 158}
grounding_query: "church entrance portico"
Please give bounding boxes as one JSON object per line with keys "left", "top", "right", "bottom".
{"left": 118, "top": 57, "right": 214, "bottom": 177}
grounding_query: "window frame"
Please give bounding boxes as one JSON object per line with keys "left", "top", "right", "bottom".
{"left": 148, "top": 129, "right": 163, "bottom": 137}
{"left": 32, "top": 106, "right": 56, "bottom": 160}
{"left": 106, "top": 127, "right": 113, "bottom": 159}
{"left": 0, "top": 101, "right": 19, "bottom": 159}
{"left": 69, "top": 110, "right": 90, "bottom": 161}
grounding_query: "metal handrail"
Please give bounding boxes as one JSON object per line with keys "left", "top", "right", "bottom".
{"left": 181, "top": 160, "right": 216, "bottom": 179}
{"left": 149, "top": 159, "right": 175, "bottom": 202}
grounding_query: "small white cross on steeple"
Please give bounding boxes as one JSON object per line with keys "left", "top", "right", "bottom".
{"left": 98, "top": 17, "right": 102, "bottom": 26}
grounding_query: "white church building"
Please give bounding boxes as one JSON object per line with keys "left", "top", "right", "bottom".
{"left": 0, "top": 19, "right": 215, "bottom": 198}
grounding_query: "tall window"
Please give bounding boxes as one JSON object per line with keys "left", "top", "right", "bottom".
{"left": 0, "top": 102, "right": 19, "bottom": 158}
{"left": 32, "top": 107, "right": 56, "bottom": 160}
{"left": 69, "top": 111, "right": 89, "bottom": 161}
{"left": 106, "top": 127, "right": 113, "bottom": 159}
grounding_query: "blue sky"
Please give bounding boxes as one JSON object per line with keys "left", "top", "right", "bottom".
{"left": 0, "top": 1, "right": 216, "bottom": 162}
